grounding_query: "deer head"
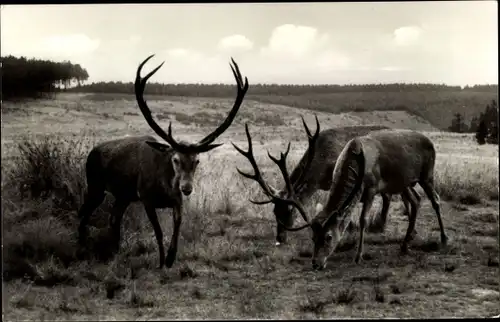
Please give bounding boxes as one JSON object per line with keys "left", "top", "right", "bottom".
{"left": 135, "top": 54, "right": 249, "bottom": 196}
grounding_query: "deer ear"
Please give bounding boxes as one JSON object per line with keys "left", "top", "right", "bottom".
{"left": 315, "top": 203, "right": 324, "bottom": 213}
{"left": 146, "top": 141, "right": 170, "bottom": 153}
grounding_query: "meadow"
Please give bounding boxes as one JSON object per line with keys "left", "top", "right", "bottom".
{"left": 2, "top": 93, "right": 499, "bottom": 319}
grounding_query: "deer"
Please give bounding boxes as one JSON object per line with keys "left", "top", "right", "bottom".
{"left": 77, "top": 54, "right": 249, "bottom": 269}
{"left": 233, "top": 121, "right": 447, "bottom": 270}
{"left": 233, "top": 120, "right": 419, "bottom": 246}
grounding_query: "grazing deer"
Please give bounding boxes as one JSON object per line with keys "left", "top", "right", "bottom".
{"left": 78, "top": 54, "right": 249, "bottom": 269}
{"left": 233, "top": 123, "right": 446, "bottom": 270}
{"left": 233, "top": 120, "right": 418, "bottom": 246}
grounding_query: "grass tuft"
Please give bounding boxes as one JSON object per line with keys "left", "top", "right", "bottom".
{"left": 335, "top": 285, "right": 357, "bottom": 305}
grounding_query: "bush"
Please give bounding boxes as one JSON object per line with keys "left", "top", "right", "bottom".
{"left": 476, "top": 120, "right": 488, "bottom": 145}
{"left": 7, "top": 132, "right": 96, "bottom": 210}
{"left": 1, "top": 132, "right": 120, "bottom": 278}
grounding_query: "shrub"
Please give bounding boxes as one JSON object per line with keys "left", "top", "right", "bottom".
{"left": 6, "top": 132, "right": 96, "bottom": 210}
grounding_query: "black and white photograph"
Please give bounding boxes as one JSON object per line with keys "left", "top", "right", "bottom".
{"left": 1, "top": 1, "right": 499, "bottom": 319}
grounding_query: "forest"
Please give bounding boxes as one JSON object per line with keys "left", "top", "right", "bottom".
{"left": 67, "top": 80, "right": 497, "bottom": 97}
{"left": 1, "top": 55, "right": 89, "bottom": 100}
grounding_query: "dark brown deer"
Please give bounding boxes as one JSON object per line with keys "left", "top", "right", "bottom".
{"left": 233, "top": 121, "right": 418, "bottom": 246}
{"left": 78, "top": 54, "right": 249, "bottom": 269}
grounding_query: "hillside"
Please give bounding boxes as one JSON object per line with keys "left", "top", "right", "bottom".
{"left": 248, "top": 91, "right": 498, "bottom": 131}
{"left": 1, "top": 92, "right": 439, "bottom": 159}
{"left": 60, "top": 88, "right": 498, "bottom": 132}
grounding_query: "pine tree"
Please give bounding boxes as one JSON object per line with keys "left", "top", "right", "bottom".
{"left": 476, "top": 119, "right": 488, "bottom": 145}
{"left": 485, "top": 100, "right": 498, "bottom": 144}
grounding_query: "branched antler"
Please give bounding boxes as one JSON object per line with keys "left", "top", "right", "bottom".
{"left": 232, "top": 116, "right": 321, "bottom": 231}
{"left": 135, "top": 55, "right": 249, "bottom": 154}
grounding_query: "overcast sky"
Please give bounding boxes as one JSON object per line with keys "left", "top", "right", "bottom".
{"left": 1, "top": 2, "right": 498, "bottom": 86}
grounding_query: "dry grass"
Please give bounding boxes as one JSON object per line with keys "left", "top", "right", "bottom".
{"left": 1, "top": 95, "right": 499, "bottom": 320}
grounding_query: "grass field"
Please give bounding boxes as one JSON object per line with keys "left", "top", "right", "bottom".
{"left": 2, "top": 93, "right": 499, "bottom": 319}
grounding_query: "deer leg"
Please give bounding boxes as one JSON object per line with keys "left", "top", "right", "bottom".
{"left": 401, "top": 188, "right": 420, "bottom": 254}
{"left": 109, "top": 199, "right": 130, "bottom": 253}
{"left": 78, "top": 189, "right": 105, "bottom": 246}
{"left": 400, "top": 192, "right": 414, "bottom": 240}
{"left": 401, "top": 193, "right": 411, "bottom": 220}
{"left": 165, "top": 205, "right": 182, "bottom": 268}
{"left": 368, "top": 193, "right": 391, "bottom": 233}
{"left": 405, "top": 186, "right": 421, "bottom": 240}
{"left": 355, "top": 190, "right": 375, "bottom": 264}
{"left": 410, "top": 186, "right": 422, "bottom": 203}
{"left": 420, "top": 181, "right": 448, "bottom": 246}
{"left": 144, "top": 203, "right": 166, "bottom": 269}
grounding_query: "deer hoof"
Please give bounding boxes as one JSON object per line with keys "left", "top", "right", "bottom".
{"left": 354, "top": 254, "right": 362, "bottom": 264}
{"left": 400, "top": 244, "right": 409, "bottom": 255}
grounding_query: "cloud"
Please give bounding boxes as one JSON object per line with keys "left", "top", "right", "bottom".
{"left": 260, "top": 24, "right": 330, "bottom": 60}
{"left": 157, "top": 48, "right": 233, "bottom": 84}
{"left": 392, "top": 26, "right": 422, "bottom": 47}
{"left": 1, "top": 33, "right": 100, "bottom": 61}
{"left": 42, "top": 34, "right": 100, "bottom": 56}
{"left": 217, "top": 34, "right": 254, "bottom": 52}
{"left": 315, "top": 49, "right": 352, "bottom": 70}
{"left": 165, "top": 48, "right": 203, "bottom": 63}
{"left": 251, "top": 24, "right": 351, "bottom": 83}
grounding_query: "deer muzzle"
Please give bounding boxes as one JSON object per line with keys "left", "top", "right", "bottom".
{"left": 180, "top": 182, "right": 193, "bottom": 196}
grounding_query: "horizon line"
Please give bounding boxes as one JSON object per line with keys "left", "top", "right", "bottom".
{"left": 76, "top": 81, "right": 499, "bottom": 88}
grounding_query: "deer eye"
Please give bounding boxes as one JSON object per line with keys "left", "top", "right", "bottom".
{"left": 173, "top": 158, "right": 180, "bottom": 164}
{"left": 195, "top": 159, "right": 200, "bottom": 165}
{"left": 325, "top": 234, "right": 333, "bottom": 242}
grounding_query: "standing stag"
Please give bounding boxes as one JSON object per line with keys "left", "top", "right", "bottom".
{"left": 234, "top": 124, "right": 447, "bottom": 270}
{"left": 78, "top": 54, "right": 249, "bottom": 269}
{"left": 233, "top": 120, "right": 419, "bottom": 246}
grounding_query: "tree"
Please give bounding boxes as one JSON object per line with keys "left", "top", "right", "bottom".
{"left": 448, "top": 112, "right": 468, "bottom": 133}
{"left": 487, "top": 122, "right": 498, "bottom": 144}
{"left": 469, "top": 115, "right": 479, "bottom": 133}
{"left": 2, "top": 55, "right": 90, "bottom": 100}
{"left": 476, "top": 120, "right": 488, "bottom": 145}
{"left": 485, "top": 100, "right": 498, "bottom": 144}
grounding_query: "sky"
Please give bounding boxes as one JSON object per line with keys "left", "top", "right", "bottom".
{"left": 1, "top": 2, "right": 498, "bottom": 86}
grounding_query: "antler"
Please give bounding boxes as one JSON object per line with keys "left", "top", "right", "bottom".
{"left": 232, "top": 118, "right": 321, "bottom": 231}
{"left": 232, "top": 123, "right": 280, "bottom": 200}
{"left": 135, "top": 55, "right": 185, "bottom": 150}
{"left": 193, "top": 58, "right": 249, "bottom": 152}
{"left": 135, "top": 54, "right": 249, "bottom": 154}
{"left": 291, "top": 115, "right": 320, "bottom": 193}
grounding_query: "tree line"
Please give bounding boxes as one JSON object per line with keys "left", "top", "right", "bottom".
{"left": 2, "top": 54, "right": 497, "bottom": 144}
{"left": 1, "top": 55, "right": 89, "bottom": 100}
{"left": 68, "top": 81, "right": 498, "bottom": 97}
{"left": 448, "top": 100, "right": 498, "bottom": 145}
{"left": 2, "top": 54, "right": 496, "bottom": 99}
